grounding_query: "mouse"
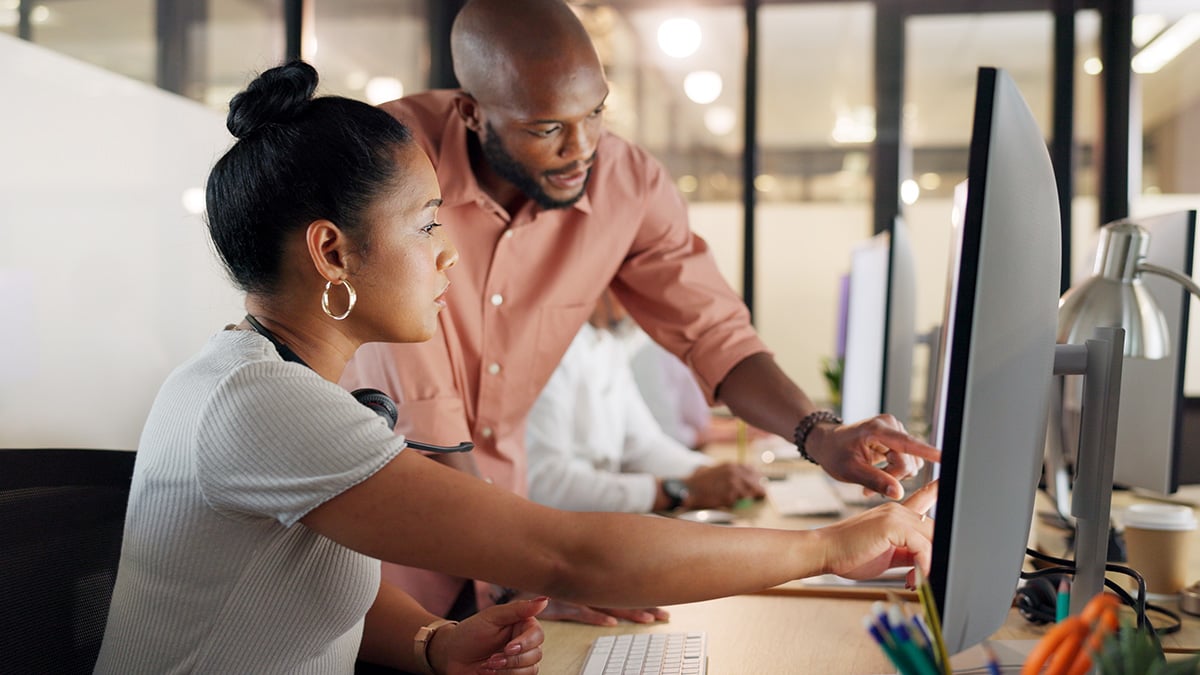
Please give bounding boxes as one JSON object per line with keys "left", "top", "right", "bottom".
{"left": 676, "top": 509, "right": 736, "bottom": 525}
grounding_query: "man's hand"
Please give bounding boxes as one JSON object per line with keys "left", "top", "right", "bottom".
{"left": 806, "top": 414, "right": 941, "bottom": 500}
{"left": 684, "top": 463, "right": 765, "bottom": 509}
{"left": 504, "top": 590, "right": 669, "bottom": 626}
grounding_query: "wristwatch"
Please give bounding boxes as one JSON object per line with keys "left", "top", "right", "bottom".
{"left": 661, "top": 478, "right": 690, "bottom": 510}
{"left": 413, "top": 618, "right": 458, "bottom": 675}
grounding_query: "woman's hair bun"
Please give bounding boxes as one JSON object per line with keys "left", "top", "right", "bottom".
{"left": 226, "top": 60, "right": 319, "bottom": 139}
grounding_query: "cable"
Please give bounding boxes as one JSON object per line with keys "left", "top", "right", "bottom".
{"left": 1022, "top": 547, "right": 1182, "bottom": 637}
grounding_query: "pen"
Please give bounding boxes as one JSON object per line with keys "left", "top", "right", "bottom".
{"left": 982, "top": 640, "right": 1002, "bottom": 675}
{"left": 887, "top": 605, "right": 940, "bottom": 675}
{"left": 910, "top": 613, "right": 938, "bottom": 667}
{"left": 863, "top": 615, "right": 917, "bottom": 675}
{"left": 891, "top": 605, "right": 936, "bottom": 665}
{"left": 874, "top": 601, "right": 894, "bottom": 632}
{"left": 1056, "top": 576, "right": 1071, "bottom": 623}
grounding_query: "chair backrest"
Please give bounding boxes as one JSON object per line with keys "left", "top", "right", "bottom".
{"left": 0, "top": 448, "right": 135, "bottom": 675}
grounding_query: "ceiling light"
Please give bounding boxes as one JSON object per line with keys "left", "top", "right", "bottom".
{"left": 754, "top": 174, "right": 777, "bottom": 192}
{"left": 1132, "top": 14, "right": 1167, "bottom": 48}
{"left": 365, "top": 77, "right": 404, "bottom": 105}
{"left": 683, "top": 71, "right": 722, "bottom": 104}
{"left": 1084, "top": 57, "right": 1103, "bottom": 75}
{"left": 900, "top": 179, "right": 920, "bottom": 205}
{"left": 1132, "top": 14, "right": 1200, "bottom": 74}
{"left": 704, "top": 106, "right": 736, "bottom": 135}
{"left": 831, "top": 106, "right": 875, "bottom": 144}
{"left": 658, "top": 18, "right": 701, "bottom": 59}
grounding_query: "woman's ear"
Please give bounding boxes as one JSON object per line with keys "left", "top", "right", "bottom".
{"left": 453, "top": 92, "right": 484, "bottom": 134}
{"left": 305, "top": 219, "right": 350, "bottom": 283}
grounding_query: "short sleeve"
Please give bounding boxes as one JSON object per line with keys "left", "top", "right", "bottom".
{"left": 195, "top": 361, "right": 406, "bottom": 527}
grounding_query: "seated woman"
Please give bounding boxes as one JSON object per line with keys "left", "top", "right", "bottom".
{"left": 95, "top": 60, "right": 936, "bottom": 675}
{"left": 527, "top": 290, "right": 765, "bottom": 513}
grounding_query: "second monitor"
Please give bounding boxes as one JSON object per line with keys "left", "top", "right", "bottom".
{"left": 840, "top": 217, "right": 917, "bottom": 428}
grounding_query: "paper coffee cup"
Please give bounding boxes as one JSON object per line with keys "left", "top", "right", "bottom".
{"left": 1121, "top": 503, "right": 1198, "bottom": 596}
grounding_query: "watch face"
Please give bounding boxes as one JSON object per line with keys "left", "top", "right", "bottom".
{"left": 663, "top": 479, "right": 683, "bottom": 497}
{"left": 663, "top": 479, "right": 689, "bottom": 507}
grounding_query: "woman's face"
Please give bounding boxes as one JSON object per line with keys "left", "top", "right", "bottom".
{"left": 352, "top": 143, "right": 458, "bottom": 343}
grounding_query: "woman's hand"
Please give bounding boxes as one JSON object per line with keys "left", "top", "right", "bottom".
{"left": 814, "top": 480, "right": 938, "bottom": 584}
{"left": 430, "top": 596, "right": 548, "bottom": 674}
{"left": 806, "top": 414, "right": 941, "bottom": 500}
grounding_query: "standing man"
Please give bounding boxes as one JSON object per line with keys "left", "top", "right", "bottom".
{"left": 341, "top": 0, "right": 938, "bottom": 624}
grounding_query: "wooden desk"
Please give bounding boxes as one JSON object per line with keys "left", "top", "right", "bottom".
{"left": 536, "top": 443, "right": 1200, "bottom": 673}
{"left": 540, "top": 592, "right": 1200, "bottom": 674}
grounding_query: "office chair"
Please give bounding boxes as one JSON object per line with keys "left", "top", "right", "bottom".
{"left": 0, "top": 448, "right": 135, "bottom": 675}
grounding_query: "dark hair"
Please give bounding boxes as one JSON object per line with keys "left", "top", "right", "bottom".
{"left": 205, "top": 60, "right": 413, "bottom": 294}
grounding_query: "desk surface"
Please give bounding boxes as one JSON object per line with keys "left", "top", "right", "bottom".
{"left": 535, "top": 442, "right": 1200, "bottom": 673}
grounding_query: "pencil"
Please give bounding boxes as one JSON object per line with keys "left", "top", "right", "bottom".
{"left": 736, "top": 418, "right": 748, "bottom": 465}
{"left": 915, "top": 568, "right": 952, "bottom": 674}
{"left": 1056, "top": 576, "right": 1071, "bottom": 623}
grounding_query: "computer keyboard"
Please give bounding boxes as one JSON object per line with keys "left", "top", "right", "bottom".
{"left": 579, "top": 632, "right": 707, "bottom": 675}
{"left": 766, "top": 472, "right": 846, "bottom": 516}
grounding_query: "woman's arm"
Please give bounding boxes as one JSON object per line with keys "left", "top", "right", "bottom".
{"left": 301, "top": 451, "right": 937, "bottom": 609}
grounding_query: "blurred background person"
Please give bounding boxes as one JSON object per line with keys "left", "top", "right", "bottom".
{"left": 526, "top": 290, "right": 765, "bottom": 513}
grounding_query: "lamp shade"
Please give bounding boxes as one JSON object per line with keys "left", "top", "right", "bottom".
{"left": 1057, "top": 221, "right": 1170, "bottom": 359}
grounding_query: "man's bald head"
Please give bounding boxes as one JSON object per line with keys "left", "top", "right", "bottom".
{"left": 451, "top": 0, "right": 604, "bottom": 106}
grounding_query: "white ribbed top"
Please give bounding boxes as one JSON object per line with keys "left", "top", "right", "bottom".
{"left": 95, "top": 329, "right": 406, "bottom": 674}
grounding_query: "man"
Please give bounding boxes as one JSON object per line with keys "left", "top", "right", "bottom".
{"left": 526, "top": 291, "right": 765, "bottom": 513}
{"left": 341, "top": 0, "right": 939, "bottom": 624}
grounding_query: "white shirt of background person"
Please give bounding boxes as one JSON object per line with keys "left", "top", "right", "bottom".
{"left": 525, "top": 322, "right": 713, "bottom": 513}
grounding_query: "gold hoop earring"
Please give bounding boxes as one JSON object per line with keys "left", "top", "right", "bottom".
{"left": 321, "top": 279, "right": 357, "bottom": 321}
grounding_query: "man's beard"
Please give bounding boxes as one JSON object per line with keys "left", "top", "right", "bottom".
{"left": 481, "top": 122, "right": 592, "bottom": 210}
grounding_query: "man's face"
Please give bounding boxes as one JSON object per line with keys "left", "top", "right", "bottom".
{"left": 473, "top": 72, "right": 609, "bottom": 210}
{"left": 478, "top": 120, "right": 595, "bottom": 210}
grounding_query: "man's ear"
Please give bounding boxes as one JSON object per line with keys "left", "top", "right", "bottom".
{"left": 305, "top": 219, "right": 351, "bottom": 283}
{"left": 453, "top": 92, "right": 484, "bottom": 134}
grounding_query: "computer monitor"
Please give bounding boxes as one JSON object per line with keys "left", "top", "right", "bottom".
{"left": 1062, "top": 210, "right": 1197, "bottom": 494}
{"left": 927, "top": 66, "right": 1062, "bottom": 655}
{"left": 841, "top": 217, "right": 917, "bottom": 427}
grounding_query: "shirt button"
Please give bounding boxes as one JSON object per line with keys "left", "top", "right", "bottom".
{"left": 490, "top": 293, "right": 504, "bottom": 306}
{"left": 487, "top": 362, "right": 501, "bottom": 375}
{"left": 481, "top": 427, "right": 494, "bottom": 438}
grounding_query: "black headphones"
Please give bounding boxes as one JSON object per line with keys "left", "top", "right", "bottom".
{"left": 244, "top": 315, "right": 472, "bottom": 453}
{"left": 1015, "top": 573, "right": 1066, "bottom": 625}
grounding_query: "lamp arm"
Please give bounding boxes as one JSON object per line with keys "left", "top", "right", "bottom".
{"left": 1137, "top": 261, "right": 1200, "bottom": 299}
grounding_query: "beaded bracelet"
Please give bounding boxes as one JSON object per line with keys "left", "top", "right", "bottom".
{"left": 793, "top": 410, "right": 843, "bottom": 465}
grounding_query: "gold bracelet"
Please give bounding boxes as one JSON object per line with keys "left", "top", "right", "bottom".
{"left": 413, "top": 618, "right": 458, "bottom": 675}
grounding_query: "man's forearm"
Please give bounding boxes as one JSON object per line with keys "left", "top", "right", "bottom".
{"left": 715, "top": 352, "right": 821, "bottom": 440}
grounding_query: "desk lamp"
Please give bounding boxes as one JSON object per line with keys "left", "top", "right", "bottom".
{"left": 1046, "top": 218, "right": 1200, "bottom": 614}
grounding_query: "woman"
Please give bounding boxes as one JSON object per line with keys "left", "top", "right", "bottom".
{"left": 96, "top": 61, "right": 936, "bottom": 675}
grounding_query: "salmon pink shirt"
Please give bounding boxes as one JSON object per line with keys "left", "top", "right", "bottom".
{"left": 341, "top": 90, "right": 768, "bottom": 614}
